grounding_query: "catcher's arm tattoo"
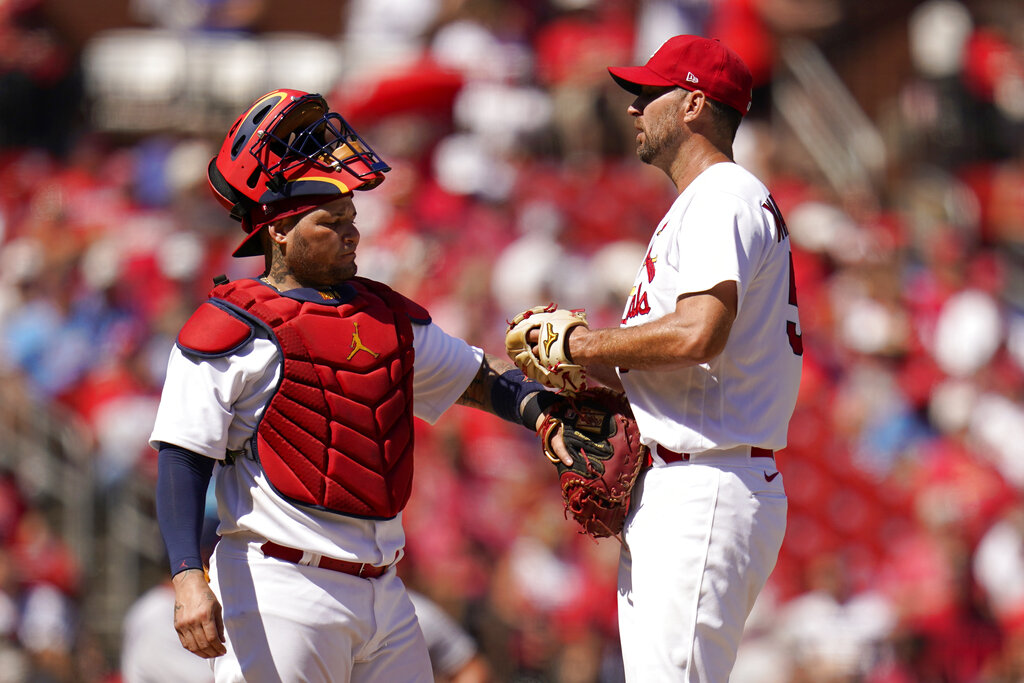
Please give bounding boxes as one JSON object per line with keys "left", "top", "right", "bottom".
{"left": 456, "top": 353, "right": 519, "bottom": 413}
{"left": 457, "top": 353, "right": 573, "bottom": 465}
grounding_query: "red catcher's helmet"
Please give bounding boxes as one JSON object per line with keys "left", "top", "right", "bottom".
{"left": 207, "top": 89, "right": 390, "bottom": 257}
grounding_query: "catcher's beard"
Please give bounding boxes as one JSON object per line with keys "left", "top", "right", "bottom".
{"left": 268, "top": 236, "right": 358, "bottom": 287}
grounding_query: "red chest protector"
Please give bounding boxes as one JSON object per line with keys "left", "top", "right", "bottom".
{"left": 177, "top": 277, "right": 430, "bottom": 519}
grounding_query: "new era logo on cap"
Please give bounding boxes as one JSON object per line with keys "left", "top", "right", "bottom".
{"left": 607, "top": 35, "right": 754, "bottom": 116}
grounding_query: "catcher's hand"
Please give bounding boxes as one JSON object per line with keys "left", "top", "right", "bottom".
{"left": 538, "top": 388, "right": 648, "bottom": 539}
{"left": 506, "top": 304, "right": 588, "bottom": 394}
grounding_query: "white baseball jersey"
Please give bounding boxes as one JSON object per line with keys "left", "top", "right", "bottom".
{"left": 149, "top": 318, "right": 484, "bottom": 566}
{"left": 618, "top": 162, "right": 802, "bottom": 455}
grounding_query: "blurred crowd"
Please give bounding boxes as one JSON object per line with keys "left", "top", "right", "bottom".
{"left": 0, "top": 0, "right": 1022, "bottom": 681}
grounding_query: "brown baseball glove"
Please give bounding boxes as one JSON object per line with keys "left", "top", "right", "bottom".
{"left": 538, "top": 388, "right": 649, "bottom": 539}
{"left": 505, "top": 304, "right": 588, "bottom": 394}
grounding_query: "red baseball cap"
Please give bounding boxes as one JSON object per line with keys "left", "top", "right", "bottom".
{"left": 608, "top": 35, "right": 753, "bottom": 115}
{"left": 232, "top": 195, "right": 339, "bottom": 257}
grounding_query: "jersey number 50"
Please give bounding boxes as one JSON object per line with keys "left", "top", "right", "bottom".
{"left": 786, "top": 252, "right": 803, "bottom": 356}
{"left": 764, "top": 195, "right": 803, "bottom": 357}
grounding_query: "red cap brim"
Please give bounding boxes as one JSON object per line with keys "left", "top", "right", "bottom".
{"left": 231, "top": 194, "right": 341, "bottom": 258}
{"left": 607, "top": 65, "right": 677, "bottom": 95}
{"left": 231, "top": 225, "right": 266, "bottom": 258}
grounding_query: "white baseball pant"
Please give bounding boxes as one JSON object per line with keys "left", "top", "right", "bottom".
{"left": 207, "top": 534, "right": 433, "bottom": 683}
{"left": 618, "top": 450, "right": 787, "bottom": 682}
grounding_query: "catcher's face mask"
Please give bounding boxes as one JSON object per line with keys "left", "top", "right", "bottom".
{"left": 207, "top": 89, "right": 390, "bottom": 256}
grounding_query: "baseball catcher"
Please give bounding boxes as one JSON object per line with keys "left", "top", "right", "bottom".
{"left": 154, "top": 89, "right": 591, "bottom": 681}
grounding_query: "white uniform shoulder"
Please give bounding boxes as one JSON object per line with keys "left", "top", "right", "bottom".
{"left": 691, "top": 162, "right": 770, "bottom": 200}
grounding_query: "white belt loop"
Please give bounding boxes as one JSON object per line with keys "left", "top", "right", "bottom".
{"left": 299, "top": 551, "right": 319, "bottom": 567}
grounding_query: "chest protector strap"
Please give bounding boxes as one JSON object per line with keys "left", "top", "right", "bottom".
{"left": 211, "top": 277, "right": 424, "bottom": 519}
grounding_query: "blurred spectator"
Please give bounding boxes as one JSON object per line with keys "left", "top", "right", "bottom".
{"left": 18, "top": 583, "right": 77, "bottom": 683}
{"left": 0, "top": 0, "right": 83, "bottom": 154}
{"left": 130, "top": 0, "right": 267, "bottom": 32}
{"left": 9, "top": 509, "right": 80, "bottom": 597}
{"left": 120, "top": 581, "right": 216, "bottom": 683}
{"left": 974, "top": 503, "right": 1024, "bottom": 629}
{"left": 408, "top": 589, "right": 493, "bottom": 683}
{"left": 343, "top": 0, "right": 442, "bottom": 71}
{"left": 0, "top": 549, "right": 28, "bottom": 683}
{"left": 775, "top": 553, "right": 897, "bottom": 682}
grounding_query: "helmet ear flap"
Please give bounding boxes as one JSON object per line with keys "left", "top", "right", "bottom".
{"left": 208, "top": 157, "right": 256, "bottom": 222}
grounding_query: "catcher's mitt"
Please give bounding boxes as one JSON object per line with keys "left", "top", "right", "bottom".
{"left": 538, "top": 388, "right": 648, "bottom": 539}
{"left": 506, "top": 304, "right": 588, "bottom": 394}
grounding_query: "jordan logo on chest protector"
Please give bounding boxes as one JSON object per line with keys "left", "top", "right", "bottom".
{"left": 348, "top": 321, "right": 380, "bottom": 360}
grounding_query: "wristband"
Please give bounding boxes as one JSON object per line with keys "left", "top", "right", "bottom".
{"left": 521, "top": 390, "right": 560, "bottom": 431}
{"left": 491, "top": 370, "right": 548, "bottom": 426}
